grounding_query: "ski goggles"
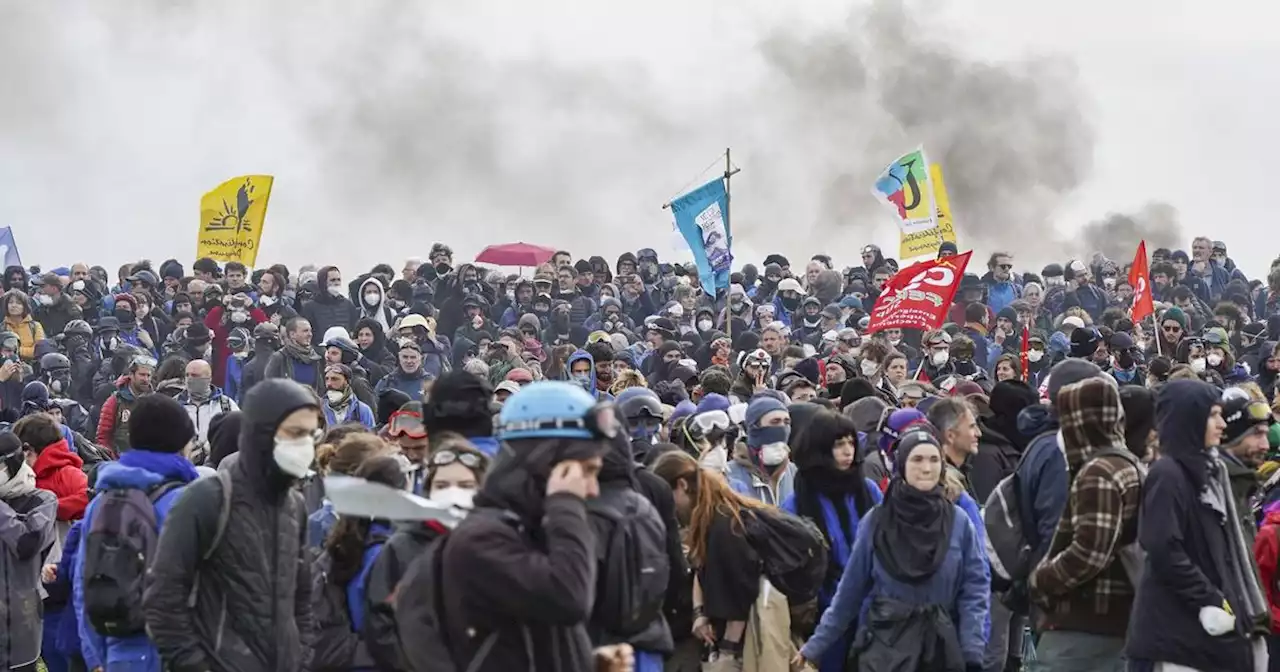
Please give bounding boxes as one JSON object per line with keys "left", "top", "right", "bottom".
{"left": 429, "top": 449, "right": 486, "bottom": 470}
{"left": 689, "top": 410, "right": 732, "bottom": 435}
{"left": 387, "top": 410, "right": 427, "bottom": 439}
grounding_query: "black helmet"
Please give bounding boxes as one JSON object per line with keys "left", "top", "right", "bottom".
{"left": 39, "top": 352, "right": 70, "bottom": 373}
{"left": 226, "top": 327, "right": 250, "bottom": 352}
{"left": 63, "top": 319, "right": 93, "bottom": 338}
{"left": 252, "top": 322, "right": 281, "bottom": 345}
{"left": 617, "top": 387, "right": 663, "bottom": 421}
{"left": 1041, "top": 263, "right": 1065, "bottom": 279}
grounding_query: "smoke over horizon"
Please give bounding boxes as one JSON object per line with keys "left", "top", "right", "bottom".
{"left": 0, "top": 0, "right": 1179, "bottom": 274}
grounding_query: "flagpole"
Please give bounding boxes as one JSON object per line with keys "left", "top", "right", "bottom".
{"left": 724, "top": 147, "right": 734, "bottom": 346}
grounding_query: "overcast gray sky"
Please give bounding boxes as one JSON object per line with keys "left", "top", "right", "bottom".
{"left": 1, "top": 0, "right": 1275, "bottom": 276}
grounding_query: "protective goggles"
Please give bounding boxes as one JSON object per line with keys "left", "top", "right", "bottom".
{"left": 131, "top": 355, "right": 158, "bottom": 369}
{"left": 387, "top": 410, "right": 427, "bottom": 439}
{"left": 690, "top": 410, "right": 732, "bottom": 434}
{"left": 429, "top": 449, "right": 485, "bottom": 469}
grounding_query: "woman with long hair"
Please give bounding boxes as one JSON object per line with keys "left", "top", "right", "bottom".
{"left": 652, "top": 451, "right": 789, "bottom": 671}
{"left": 317, "top": 455, "right": 407, "bottom": 670}
{"left": 363, "top": 436, "right": 492, "bottom": 669}
{"left": 780, "top": 410, "right": 883, "bottom": 672}
{"left": 794, "top": 427, "right": 989, "bottom": 671}
{"left": 308, "top": 432, "right": 390, "bottom": 547}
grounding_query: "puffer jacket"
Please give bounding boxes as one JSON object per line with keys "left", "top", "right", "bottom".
{"left": 143, "top": 380, "right": 318, "bottom": 672}
{"left": 0, "top": 487, "right": 58, "bottom": 670}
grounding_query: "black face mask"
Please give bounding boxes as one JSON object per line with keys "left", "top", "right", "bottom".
{"left": 1116, "top": 351, "right": 1135, "bottom": 369}
{"left": 781, "top": 296, "right": 801, "bottom": 312}
{"left": 114, "top": 309, "right": 135, "bottom": 325}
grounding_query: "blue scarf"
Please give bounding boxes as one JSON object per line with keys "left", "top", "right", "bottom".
{"left": 817, "top": 493, "right": 860, "bottom": 607}
{"left": 118, "top": 449, "right": 201, "bottom": 484}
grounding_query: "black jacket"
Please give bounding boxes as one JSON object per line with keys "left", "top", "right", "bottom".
{"left": 239, "top": 343, "right": 275, "bottom": 399}
{"left": 1124, "top": 380, "right": 1253, "bottom": 671}
{"left": 363, "top": 520, "right": 447, "bottom": 671}
{"left": 144, "top": 380, "right": 320, "bottom": 672}
{"left": 440, "top": 495, "right": 596, "bottom": 671}
{"left": 36, "top": 296, "right": 80, "bottom": 338}
{"left": 969, "top": 421, "right": 1019, "bottom": 504}
{"left": 301, "top": 296, "right": 359, "bottom": 347}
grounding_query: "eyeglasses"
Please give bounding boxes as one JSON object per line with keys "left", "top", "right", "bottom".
{"left": 429, "top": 450, "right": 484, "bottom": 469}
{"left": 997, "top": 264, "right": 1013, "bottom": 271}
{"left": 388, "top": 410, "right": 427, "bottom": 439}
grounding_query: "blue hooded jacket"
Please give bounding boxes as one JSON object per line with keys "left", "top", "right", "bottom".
{"left": 566, "top": 349, "right": 612, "bottom": 402}
{"left": 74, "top": 455, "right": 199, "bottom": 672}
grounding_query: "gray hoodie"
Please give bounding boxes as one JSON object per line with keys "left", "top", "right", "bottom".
{"left": 0, "top": 484, "right": 58, "bottom": 669}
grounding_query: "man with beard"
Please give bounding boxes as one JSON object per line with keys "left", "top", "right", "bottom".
{"left": 300, "top": 266, "right": 359, "bottom": 346}
{"left": 95, "top": 354, "right": 155, "bottom": 457}
{"left": 265, "top": 317, "right": 324, "bottom": 394}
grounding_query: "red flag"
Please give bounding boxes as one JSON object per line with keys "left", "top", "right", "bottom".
{"left": 1129, "top": 240, "right": 1155, "bottom": 322}
{"left": 1020, "top": 323, "right": 1030, "bottom": 382}
{"left": 866, "top": 251, "right": 972, "bottom": 334}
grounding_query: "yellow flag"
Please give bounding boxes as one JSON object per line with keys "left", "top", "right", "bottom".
{"left": 197, "top": 175, "right": 274, "bottom": 266}
{"left": 898, "top": 164, "right": 958, "bottom": 260}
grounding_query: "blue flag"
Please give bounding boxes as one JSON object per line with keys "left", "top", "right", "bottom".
{"left": 0, "top": 228, "right": 22, "bottom": 269}
{"left": 670, "top": 178, "right": 732, "bottom": 296}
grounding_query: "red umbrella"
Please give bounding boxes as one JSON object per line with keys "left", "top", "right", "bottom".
{"left": 474, "top": 242, "right": 557, "bottom": 267}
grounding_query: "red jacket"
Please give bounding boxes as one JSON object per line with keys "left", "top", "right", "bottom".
{"left": 205, "top": 305, "right": 268, "bottom": 388}
{"left": 1255, "top": 509, "right": 1280, "bottom": 633}
{"left": 33, "top": 439, "right": 88, "bottom": 521}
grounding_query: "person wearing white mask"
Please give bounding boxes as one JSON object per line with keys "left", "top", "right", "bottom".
{"left": 921, "top": 329, "right": 958, "bottom": 385}
{"left": 726, "top": 396, "right": 797, "bottom": 505}
{"left": 145, "top": 379, "right": 322, "bottom": 672}
{"left": 321, "top": 363, "right": 375, "bottom": 429}
{"left": 357, "top": 276, "right": 395, "bottom": 335}
{"left": 361, "top": 438, "right": 492, "bottom": 665}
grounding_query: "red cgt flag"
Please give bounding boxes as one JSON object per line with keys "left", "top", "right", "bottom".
{"left": 866, "top": 251, "right": 973, "bottom": 334}
{"left": 1129, "top": 240, "right": 1155, "bottom": 322}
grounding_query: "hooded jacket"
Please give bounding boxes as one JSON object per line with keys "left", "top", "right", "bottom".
{"left": 143, "top": 380, "right": 317, "bottom": 672}
{"left": 439, "top": 437, "right": 606, "bottom": 672}
{"left": 566, "top": 349, "right": 609, "bottom": 401}
{"left": 74, "top": 457, "right": 199, "bottom": 671}
{"left": 301, "top": 266, "right": 359, "bottom": 346}
{"left": 33, "top": 440, "right": 88, "bottom": 521}
{"left": 0, "top": 486, "right": 57, "bottom": 670}
{"left": 357, "top": 277, "right": 397, "bottom": 335}
{"left": 1030, "top": 378, "right": 1142, "bottom": 637}
{"left": 1125, "top": 380, "right": 1254, "bottom": 670}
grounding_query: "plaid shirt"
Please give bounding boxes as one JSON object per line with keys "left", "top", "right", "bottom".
{"left": 1031, "top": 377, "right": 1143, "bottom": 636}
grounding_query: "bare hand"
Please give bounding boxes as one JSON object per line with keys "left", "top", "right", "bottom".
{"left": 593, "top": 643, "right": 634, "bottom": 672}
{"left": 0, "top": 361, "right": 18, "bottom": 381}
{"left": 993, "top": 327, "right": 1006, "bottom": 345}
{"left": 692, "top": 615, "right": 715, "bottom": 645}
{"left": 42, "top": 563, "right": 57, "bottom": 583}
{"left": 791, "top": 651, "right": 813, "bottom": 669}
{"left": 547, "top": 461, "right": 589, "bottom": 499}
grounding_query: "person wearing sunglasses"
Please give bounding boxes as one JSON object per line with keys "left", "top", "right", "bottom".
{"left": 1153, "top": 306, "right": 1190, "bottom": 359}
{"left": 982, "top": 252, "right": 1020, "bottom": 313}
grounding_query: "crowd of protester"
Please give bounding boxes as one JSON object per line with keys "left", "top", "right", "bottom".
{"left": 2, "top": 236, "right": 1280, "bottom": 671}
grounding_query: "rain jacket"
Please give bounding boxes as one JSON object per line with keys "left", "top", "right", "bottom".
{"left": 1125, "top": 380, "right": 1255, "bottom": 670}
{"left": 0, "top": 487, "right": 57, "bottom": 670}
{"left": 73, "top": 457, "right": 197, "bottom": 672}
{"left": 33, "top": 440, "right": 88, "bottom": 522}
{"left": 143, "top": 380, "right": 317, "bottom": 672}
{"left": 798, "top": 506, "right": 989, "bottom": 667}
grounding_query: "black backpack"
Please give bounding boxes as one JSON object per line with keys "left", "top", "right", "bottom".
{"left": 982, "top": 430, "right": 1055, "bottom": 585}
{"left": 588, "top": 490, "right": 670, "bottom": 636}
{"left": 742, "top": 507, "right": 829, "bottom": 603}
{"left": 81, "top": 480, "right": 185, "bottom": 636}
{"left": 393, "top": 509, "right": 534, "bottom": 672}
{"left": 310, "top": 530, "right": 391, "bottom": 671}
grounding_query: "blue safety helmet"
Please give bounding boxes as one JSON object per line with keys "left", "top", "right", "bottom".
{"left": 497, "top": 381, "right": 620, "bottom": 441}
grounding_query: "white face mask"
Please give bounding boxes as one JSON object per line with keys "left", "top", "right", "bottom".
{"left": 1103, "top": 277, "right": 1116, "bottom": 290}
{"left": 327, "top": 285, "right": 344, "bottom": 298}
{"left": 860, "top": 359, "right": 879, "bottom": 377}
{"left": 35, "top": 294, "right": 54, "bottom": 307}
{"left": 760, "top": 442, "right": 790, "bottom": 466}
{"left": 1045, "top": 276, "right": 1066, "bottom": 287}
{"left": 231, "top": 310, "right": 248, "bottom": 323}
{"left": 889, "top": 338, "right": 901, "bottom": 347}
{"left": 699, "top": 444, "right": 728, "bottom": 472}
{"left": 931, "top": 350, "right": 950, "bottom": 367}
{"left": 1190, "top": 357, "right": 1207, "bottom": 373}
{"left": 273, "top": 436, "right": 316, "bottom": 478}
{"left": 260, "top": 295, "right": 277, "bottom": 307}
{"left": 1207, "top": 353, "right": 1224, "bottom": 367}
{"left": 232, "top": 351, "right": 249, "bottom": 360}
{"left": 325, "top": 389, "right": 345, "bottom": 404}
{"left": 697, "top": 319, "right": 712, "bottom": 332}
{"left": 430, "top": 486, "right": 476, "bottom": 510}
{"left": 1027, "top": 349, "right": 1044, "bottom": 363}
{"left": 364, "top": 293, "right": 381, "bottom": 306}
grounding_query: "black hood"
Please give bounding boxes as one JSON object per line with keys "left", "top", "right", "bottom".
{"left": 355, "top": 317, "right": 390, "bottom": 358}
{"left": 237, "top": 379, "right": 322, "bottom": 498}
{"left": 315, "top": 266, "right": 344, "bottom": 304}
{"left": 475, "top": 437, "right": 609, "bottom": 524}
{"left": 1155, "top": 378, "right": 1220, "bottom": 490}
{"left": 600, "top": 406, "right": 637, "bottom": 486}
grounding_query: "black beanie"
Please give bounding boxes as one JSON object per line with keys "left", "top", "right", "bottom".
{"left": 424, "top": 371, "right": 495, "bottom": 438}
{"left": 129, "top": 394, "right": 195, "bottom": 453}
{"left": 840, "top": 377, "right": 878, "bottom": 408}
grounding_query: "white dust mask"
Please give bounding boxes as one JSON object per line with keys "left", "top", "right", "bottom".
{"left": 1190, "top": 357, "right": 1207, "bottom": 373}
{"left": 1207, "top": 353, "right": 1223, "bottom": 367}
{"left": 760, "top": 442, "right": 790, "bottom": 466}
{"left": 273, "top": 436, "right": 316, "bottom": 478}
{"left": 931, "top": 350, "right": 950, "bottom": 367}
{"left": 699, "top": 444, "right": 728, "bottom": 472}
{"left": 365, "top": 293, "right": 381, "bottom": 306}
{"left": 860, "top": 359, "right": 879, "bottom": 377}
{"left": 431, "top": 486, "right": 476, "bottom": 510}
{"left": 1027, "top": 349, "right": 1044, "bottom": 363}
